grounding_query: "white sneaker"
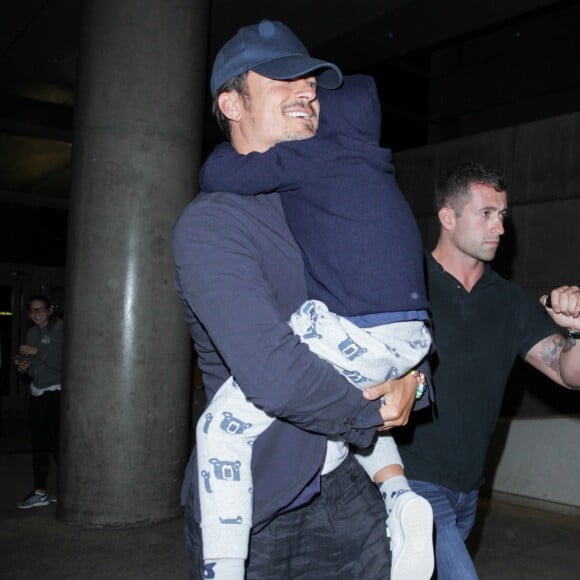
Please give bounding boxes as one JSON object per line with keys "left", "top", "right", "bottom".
{"left": 388, "top": 490, "right": 434, "bottom": 580}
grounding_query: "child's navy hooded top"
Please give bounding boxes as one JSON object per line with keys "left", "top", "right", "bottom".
{"left": 200, "top": 74, "right": 428, "bottom": 319}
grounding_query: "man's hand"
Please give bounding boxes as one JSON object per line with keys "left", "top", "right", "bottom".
{"left": 541, "top": 285, "right": 580, "bottom": 330}
{"left": 363, "top": 372, "right": 418, "bottom": 430}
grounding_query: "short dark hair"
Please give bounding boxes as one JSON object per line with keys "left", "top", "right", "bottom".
{"left": 27, "top": 295, "right": 51, "bottom": 311}
{"left": 212, "top": 71, "right": 250, "bottom": 140}
{"left": 435, "top": 162, "right": 506, "bottom": 216}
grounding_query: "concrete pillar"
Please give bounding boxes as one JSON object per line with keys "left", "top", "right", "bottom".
{"left": 58, "top": 0, "right": 208, "bottom": 525}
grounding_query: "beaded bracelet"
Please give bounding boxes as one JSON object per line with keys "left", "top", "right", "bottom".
{"left": 410, "top": 369, "right": 428, "bottom": 400}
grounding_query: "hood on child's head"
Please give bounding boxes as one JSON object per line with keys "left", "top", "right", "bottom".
{"left": 317, "top": 74, "right": 381, "bottom": 144}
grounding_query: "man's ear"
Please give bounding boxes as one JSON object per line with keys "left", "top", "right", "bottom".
{"left": 217, "top": 91, "right": 242, "bottom": 122}
{"left": 438, "top": 207, "right": 456, "bottom": 231}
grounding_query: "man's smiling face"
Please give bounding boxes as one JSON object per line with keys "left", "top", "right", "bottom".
{"left": 231, "top": 71, "right": 320, "bottom": 153}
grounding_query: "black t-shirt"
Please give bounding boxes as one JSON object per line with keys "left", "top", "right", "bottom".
{"left": 395, "top": 254, "right": 557, "bottom": 491}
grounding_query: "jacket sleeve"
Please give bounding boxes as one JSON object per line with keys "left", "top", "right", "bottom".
{"left": 199, "top": 140, "right": 323, "bottom": 196}
{"left": 173, "top": 197, "right": 382, "bottom": 447}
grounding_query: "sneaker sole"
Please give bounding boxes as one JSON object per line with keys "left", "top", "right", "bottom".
{"left": 17, "top": 500, "right": 50, "bottom": 509}
{"left": 390, "top": 496, "right": 434, "bottom": 580}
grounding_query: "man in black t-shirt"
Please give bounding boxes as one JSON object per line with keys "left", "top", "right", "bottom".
{"left": 384, "top": 162, "right": 580, "bottom": 579}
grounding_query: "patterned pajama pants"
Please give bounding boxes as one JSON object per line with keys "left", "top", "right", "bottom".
{"left": 196, "top": 299, "right": 432, "bottom": 560}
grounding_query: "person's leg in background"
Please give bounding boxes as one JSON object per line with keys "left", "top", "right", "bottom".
{"left": 30, "top": 393, "right": 50, "bottom": 493}
{"left": 44, "top": 390, "right": 60, "bottom": 502}
{"left": 44, "top": 390, "right": 60, "bottom": 465}
{"left": 409, "top": 479, "right": 479, "bottom": 580}
{"left": 32, "top": 391, "right": 60, "bottom": 490}
{"left": 17, "top": 393, "right": 53, "bottom": 508}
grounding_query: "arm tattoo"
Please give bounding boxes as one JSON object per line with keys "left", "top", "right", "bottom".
{"left": 539, "top": 335, "right": 567, "bottom": 375}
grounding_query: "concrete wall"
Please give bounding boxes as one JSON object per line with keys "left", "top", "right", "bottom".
{"left": 393, "top": 111, "right": 580, "bottom": 509}
{"left": 395, "top": 112, "right": 580, "bottom": 293}
{"left": 488, "top": 416, "right": 580, "bottom": 514}
{"left": 427, "top": 1, "right": 580, "bottom": 144}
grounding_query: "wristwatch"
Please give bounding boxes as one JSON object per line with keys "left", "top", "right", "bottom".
{"left": 566, "top": 328, "right": 580, "bottom": 340}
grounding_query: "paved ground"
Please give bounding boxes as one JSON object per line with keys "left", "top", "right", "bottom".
{"left": 470, "top": 498, "right": 580, "bottom": 580}
{"left": 1, "top": 413, "right": 579, "bottom": 579}
{"left": 1, "top": 451, "right": 189, "bottom": 580}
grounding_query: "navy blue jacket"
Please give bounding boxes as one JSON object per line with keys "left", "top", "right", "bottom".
{"left": 200, "top": 75, "right": 428, "bottom": 318}
{"left": 173, "top": 192, "right": 387, "bottom": 527}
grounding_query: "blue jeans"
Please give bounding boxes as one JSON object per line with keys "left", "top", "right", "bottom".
{"left": 409, "top": 479, "right": 479, "bottom": 580}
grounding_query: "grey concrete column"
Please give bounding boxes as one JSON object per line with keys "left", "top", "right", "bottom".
{"left": 58, "top": 0, "right": 209, "bottom": 525}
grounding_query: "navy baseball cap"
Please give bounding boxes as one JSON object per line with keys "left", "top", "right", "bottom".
{"left": 210, "top": 20, "right": 343, "bottom": 96}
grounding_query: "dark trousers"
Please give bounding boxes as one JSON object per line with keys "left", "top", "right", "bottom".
{"left": 185, "top": 453, "right": 391, "bottom": 579}
{"left": 29, "top": 390, "right": 60, "bottom": 490}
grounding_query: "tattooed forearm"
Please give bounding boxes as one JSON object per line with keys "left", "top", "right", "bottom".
{"left": 539, "top": 335, "right": 567, "bottom": 375}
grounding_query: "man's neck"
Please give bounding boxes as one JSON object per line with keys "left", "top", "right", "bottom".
{"left": 431, "top": 241, "right": 485, "bottom": 293}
